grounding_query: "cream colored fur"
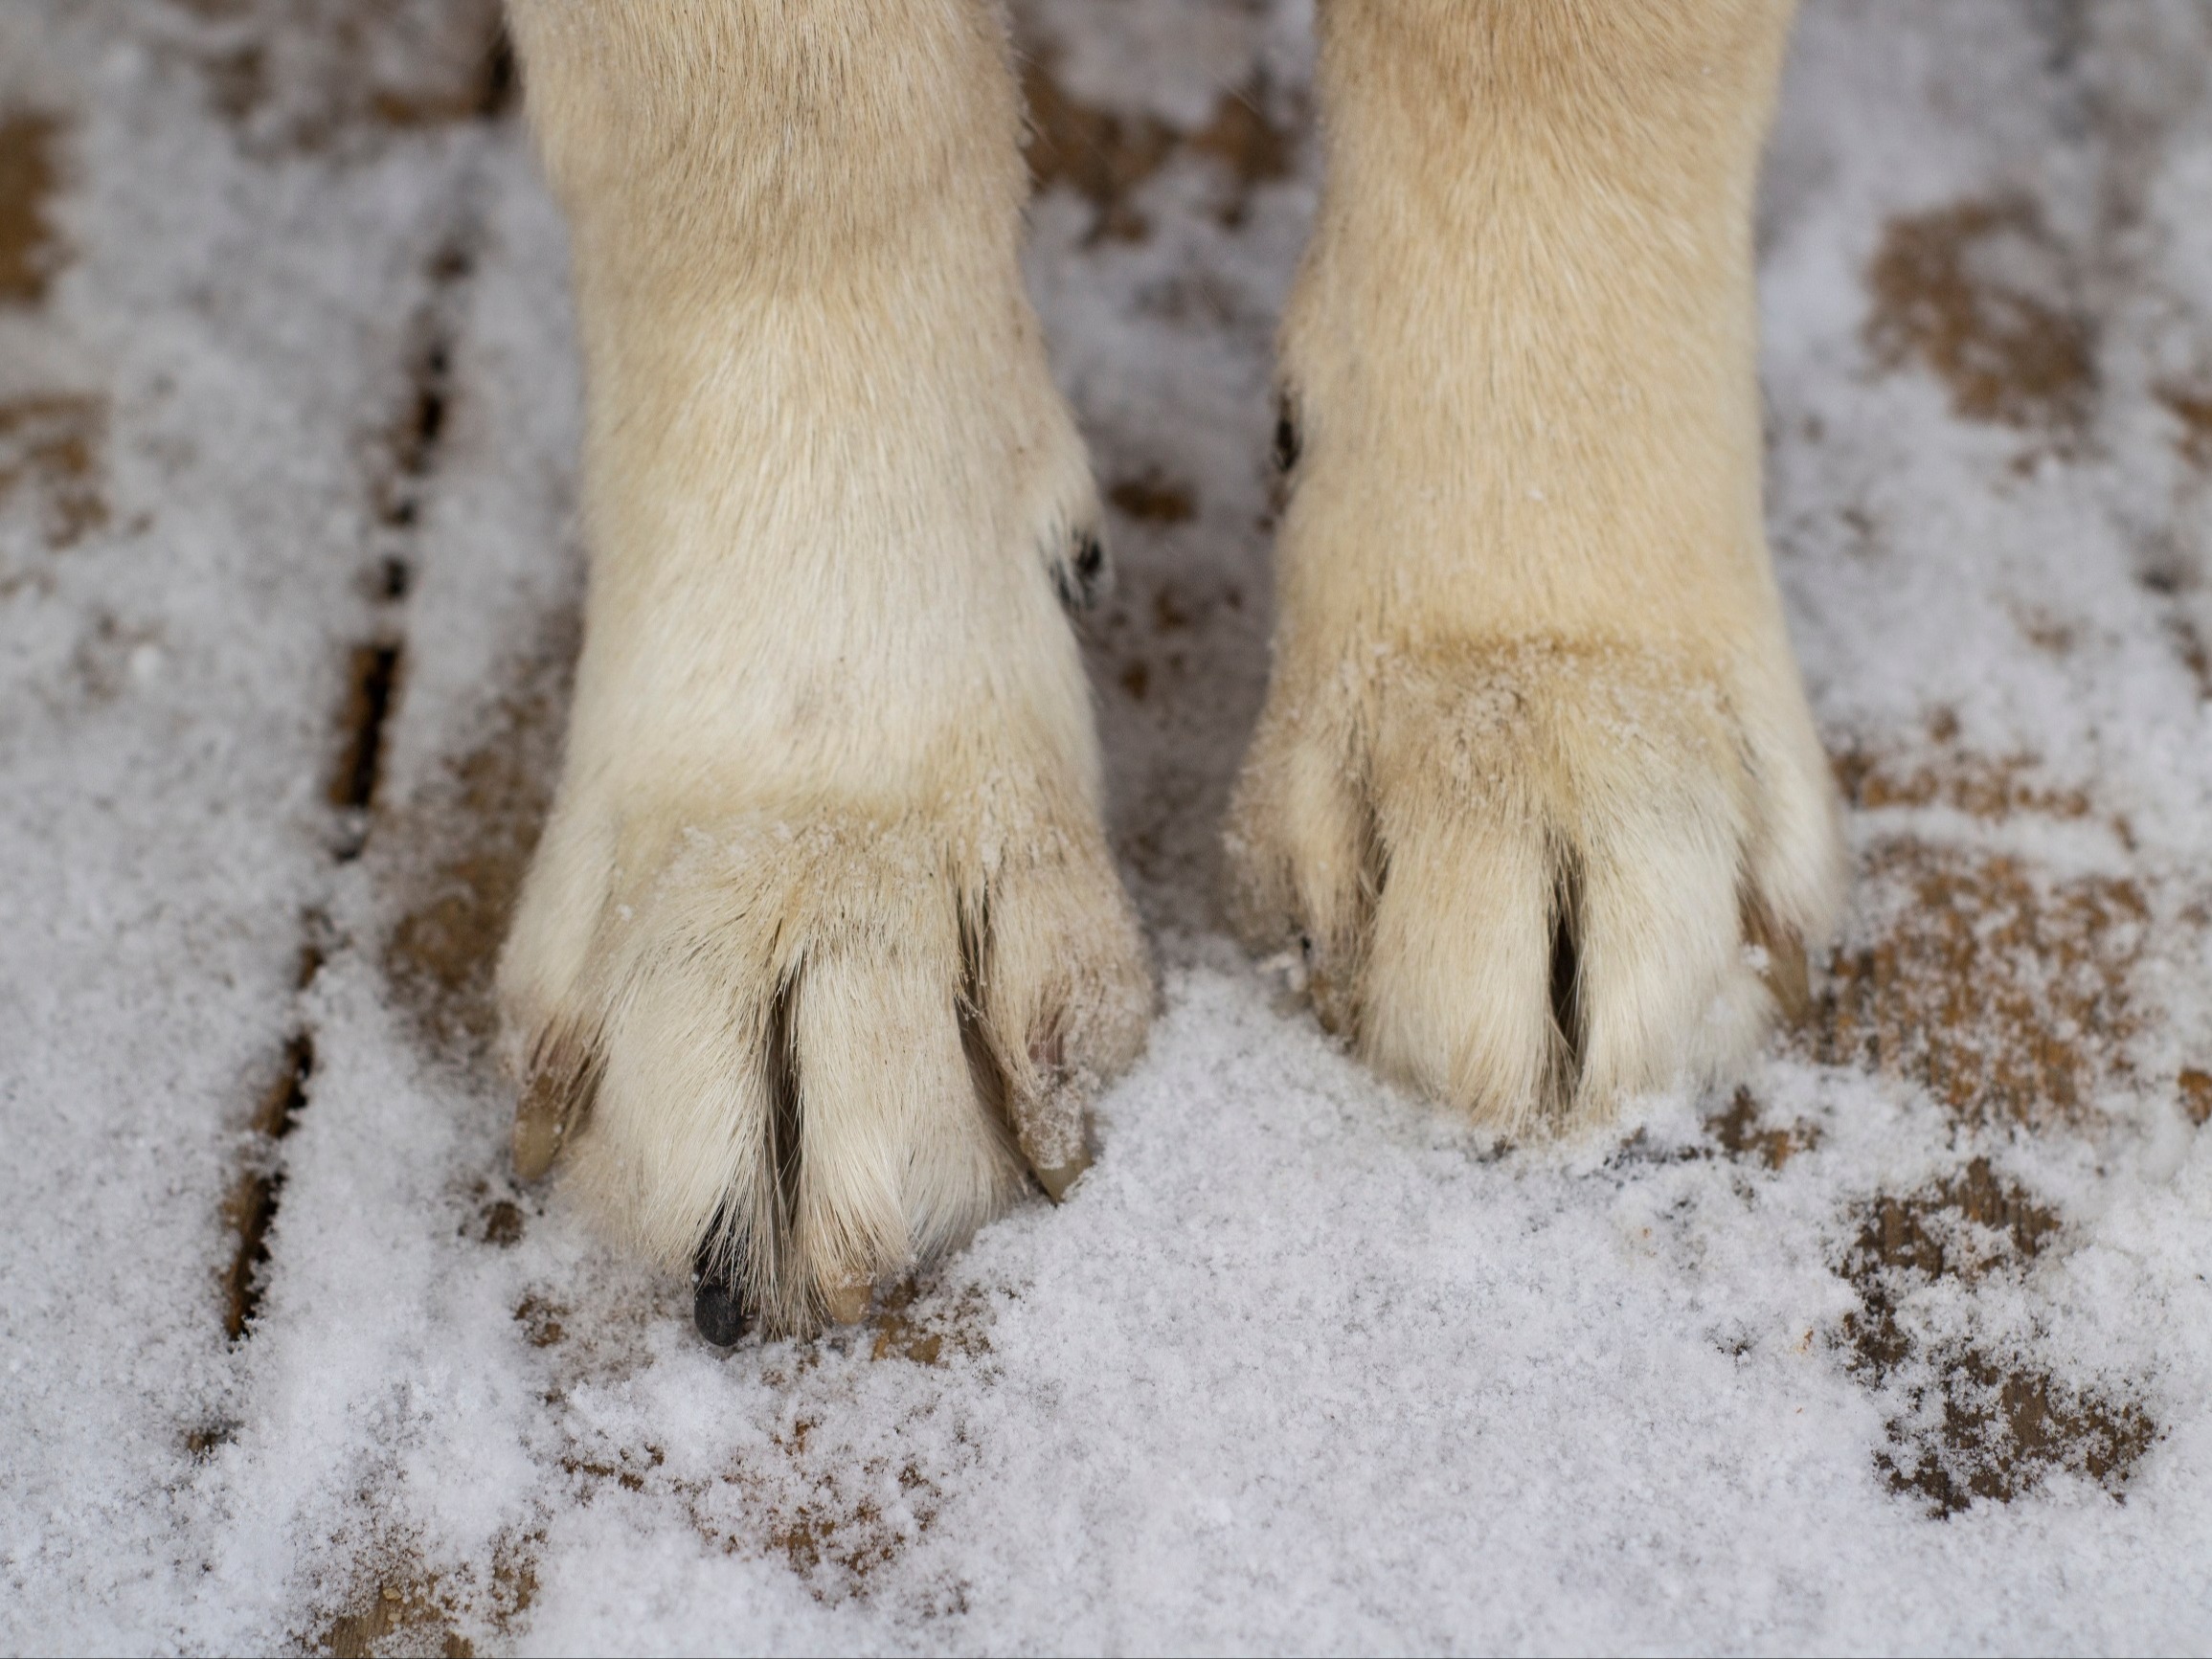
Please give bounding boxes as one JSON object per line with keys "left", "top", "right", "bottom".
{"left": 1229, "top": 0, "right": 1842, "bottom": 1132}
{"left": 499, "top": 0, "right": 1151, "bottom": 1334}
{"left": 499, "top": 0, "right": 1843, "bottom": 1331}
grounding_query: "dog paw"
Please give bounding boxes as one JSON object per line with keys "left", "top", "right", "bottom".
{"left": 502, "top": 785, "right": 1149, "bottom": 1335}
{"left": 1228, "top": 638, "right": 1840, "bottom": 1134}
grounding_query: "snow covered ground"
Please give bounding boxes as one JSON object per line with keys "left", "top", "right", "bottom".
{"left": 5, "top": 1, "right": 2212, "bottom": 1651}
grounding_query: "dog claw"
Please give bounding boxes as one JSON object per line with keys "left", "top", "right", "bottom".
{"left": 822, "top": 1277, "right": 872, "bottom": 1328}
{"left": 511, "top": 1098, "right": 563, "bottom": 1184}
{"left": 1028, "top": 1146, "right": 1091, "bottom": 1203}
{"left": 692, "top": 1273, "right": 748, "bottom": 1347}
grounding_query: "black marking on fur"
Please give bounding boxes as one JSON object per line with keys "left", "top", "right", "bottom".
{"left": 1547, "top": 846, "right": 1586, "bottom": 1094}
{"left": 1050, "top": 527, "right": 1110, "bottom": 615}
{"left": 478, "top": 29, "right": 518, "bottom": 122}
{"left": 1272, "top": 389, "right": 1301, "bottom": 475}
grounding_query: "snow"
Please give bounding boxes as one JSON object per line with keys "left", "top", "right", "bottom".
{"left": 4, "top": 1, "right": 2211, "bottom": 1652}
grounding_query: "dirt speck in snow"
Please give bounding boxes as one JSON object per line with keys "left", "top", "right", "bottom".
{"left": 1839, "top": 1160, "right": 2156, "bottom": 1517}
{"left": 1832, "top": 739, "right": 2092, "bottom": 821}
{"left": 0, "top": 393, "right": 107, "bottom": 551}
{"left": 513, "top": 1293, "right": 565, "bottom": 1349}
{"left": 2179, "top": 1066, "right": 2212, "bottom": 1127}
{"left": 1707, "top": 1087, "right": 1820, "bottom": 1170}
{"left": 744, "top": 1439, "right": 948, "bottom": 1598}
{"left": 479, "top": 1196, "right": 525, "bottom": 1246}
{"left": 868, "top": 1279, "right": 995, "bottom": 1367}
{"left": 171, "top": 0, "right": 512, "bottom": 160}
{"left": 0, "top": 112, "right": 65, "bottom": 304}
{"left": 1813, "top": 841, "right": 2147, "bottom": 1128}
{"left": 311, "top": 1535, "right": 539, "bottom": 1659}
{"left": 1021, "top": 52, "right": 1297, "bottom": 243}
{"left": 1865, "top": 197, "right": 2094, "bottom": 440}
{"left": 552, "top": 1287, "right": 1004, "bottom": 1602}
{"left": 2156, "top": 382, "right": 2212, "bottom": 470}
{"left": 2172, "top": 619, "right": 2212, "bottom": 701}
{"left": 1109, "top": 469, "right": 1198, "bottom": 525}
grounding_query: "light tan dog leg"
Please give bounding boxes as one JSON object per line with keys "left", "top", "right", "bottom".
{"left": 499, "top": 1, "right": 1151, "bottom": 1336}
{"left": 1230, "top": 1, "right": 1843, "bottom": 1132}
